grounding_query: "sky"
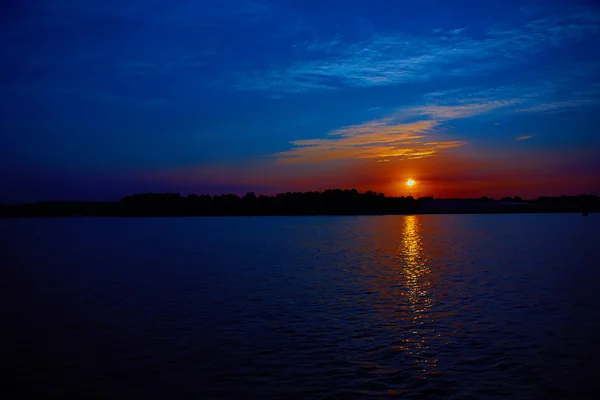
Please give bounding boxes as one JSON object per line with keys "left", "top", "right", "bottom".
{"left": 2, "top": 0, "right": 600, "bottom": 202}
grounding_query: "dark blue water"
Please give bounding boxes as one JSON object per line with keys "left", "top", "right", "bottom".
{"left": 2, "top": 214, "right": 600, "bottom": 399}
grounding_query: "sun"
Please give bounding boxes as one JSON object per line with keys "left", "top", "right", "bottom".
{"left": 406, "top": 179, "right": 415, "bottom": 187}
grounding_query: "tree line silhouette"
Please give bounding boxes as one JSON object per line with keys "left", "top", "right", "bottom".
{"left": 1, "top": 189, "right": 599, "bottom": 217}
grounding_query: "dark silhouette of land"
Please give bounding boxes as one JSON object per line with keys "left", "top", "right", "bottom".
{"left": 1, "top": 190, "right": 599, "bottom": 217}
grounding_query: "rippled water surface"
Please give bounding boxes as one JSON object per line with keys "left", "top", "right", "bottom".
{"left": 3, "top": 214, "right": 600, "bottom": 399}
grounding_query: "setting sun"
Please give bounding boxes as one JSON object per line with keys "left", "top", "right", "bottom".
{"left": 407, "top": 179, "right": 415, "bottom": 187}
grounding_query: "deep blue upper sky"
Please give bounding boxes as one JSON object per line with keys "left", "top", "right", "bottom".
{"left": 1, "top": 0, "right": 600, "bottom": 201}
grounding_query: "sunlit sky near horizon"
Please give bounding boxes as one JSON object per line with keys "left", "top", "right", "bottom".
{"left": 2, "top": 0, "right": 600, "bottom": 202}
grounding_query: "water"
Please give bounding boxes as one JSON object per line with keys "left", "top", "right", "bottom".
{"left": 2, "top": 214, "right": 600, "bottom": 399}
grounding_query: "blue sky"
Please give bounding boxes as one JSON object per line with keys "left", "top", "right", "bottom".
{"left": 1, "top": 0, "right": 600, "bottom": 201}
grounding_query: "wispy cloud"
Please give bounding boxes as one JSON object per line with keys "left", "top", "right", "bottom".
{"left": 421, "top": 74, "right": 600, "bottom": 118}
{"left": 516, "top": 99, "right": 599, "bottom": 113}
{"left": 273, "top": 85, "right": 560, "bottom": 164}
{"left": 416, "top": 99, "right": 521, "bottom": 119}
{"left": 276, "top": 119, "right": 447, "bottom": 163}
{"left": 234, "top": 9, "right": 600, "bottom": 92}
{"left": 275, "top": 101, "right": 480, "bottom": 163}
{"left": 516, "top": 135, "right": 534, "bottom": 140}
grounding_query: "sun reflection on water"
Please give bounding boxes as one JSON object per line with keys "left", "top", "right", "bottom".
{"left": 351, "top": 215, "right": 441, "bottom": 381}
{"left": 398, "top": 215, "right": 438, "bottom": 375}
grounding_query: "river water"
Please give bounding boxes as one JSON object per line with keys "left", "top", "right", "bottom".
{"left": 2, "top": 214, "right": 599, "bottom": 399}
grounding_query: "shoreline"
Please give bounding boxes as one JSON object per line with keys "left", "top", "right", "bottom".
{"left": 1, "top": 210, "right": 595, "bottom": 218}
{"left": 2, "top": 193, "right": 598, "bottom": 218}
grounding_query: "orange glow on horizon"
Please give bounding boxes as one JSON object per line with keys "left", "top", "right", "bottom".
{"left": 142, "top": 146, "right": 600, "bottom": 200}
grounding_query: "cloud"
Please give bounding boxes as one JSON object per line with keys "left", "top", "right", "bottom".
{"left": 424, "top": 88, "right": 476, "bottom": 99}
{"left": 416, "top": 99, "right": 521, "bottom": 119}
{"left": 516, "top": 99, "right": 599, "bottom": 113}
{"left": 421, "top": 73, "right": 600, "bottom": 118}
{"left": 273, "top": 86, "right": 558, "bottom": 164}
{"left": 516, "top": 135, "right": 534, "bottom": 141}
{"left": 429, "top": 84, "right": 555, "bottom": 103}
{"left": 233, "top": 8, "right": 600, "bottom": 92}
{"left": 275, "top": 104, "right": 474, "bottom": 164}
